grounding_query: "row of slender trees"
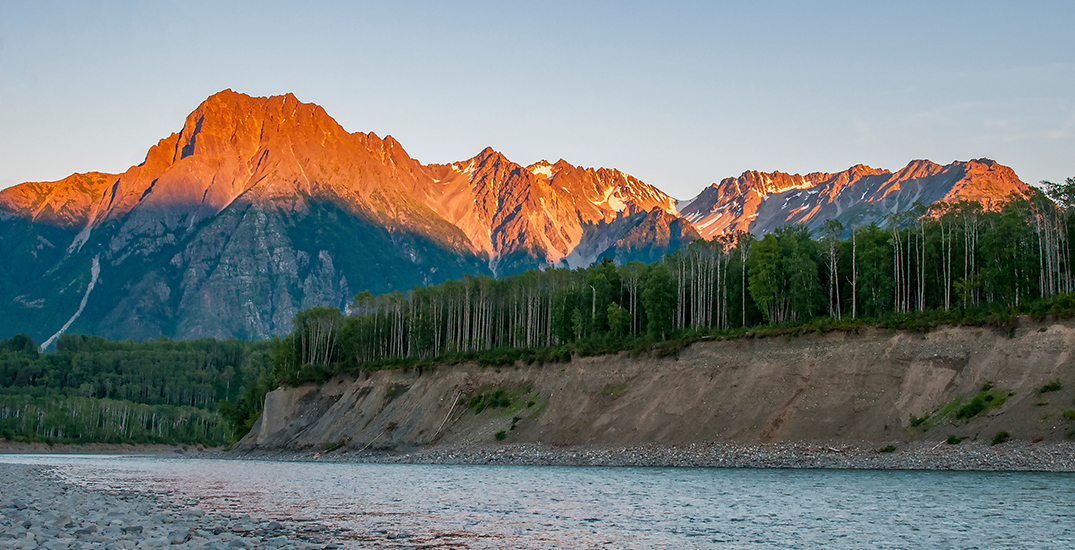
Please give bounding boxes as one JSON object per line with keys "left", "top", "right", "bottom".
{"left": 0, "top": 334, "right": 275, "bottom": 444}
{"left": 276, "top": 182, "right": 1075, "bottom": 374}
{"left": 0, "top": 334, "right": 273, "bottom": 409}
{"left": 0, "top": 395, "right": 227, "bottom": 445}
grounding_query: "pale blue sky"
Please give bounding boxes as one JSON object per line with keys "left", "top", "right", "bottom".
{"left": 1, "top": 1, "right": 1072, "bottom": 199}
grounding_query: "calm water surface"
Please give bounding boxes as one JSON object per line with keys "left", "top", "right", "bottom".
{"left": 2, "top": 455, "right": 1073, "bottom": 549}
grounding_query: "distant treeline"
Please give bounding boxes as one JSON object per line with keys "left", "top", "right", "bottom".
{"left": 7, "top": 180, "right": 1075, "bottom": 445}
{"left": 0, "top": 395, "right": 227, "bottom": 446}
{"left": 0, "top": 334, "right": 273, "bottom": 445}
{"left": 272, "top": 183, "right": 1075, "bottom": 388}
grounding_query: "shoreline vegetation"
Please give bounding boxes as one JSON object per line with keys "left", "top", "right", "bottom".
{"left": 254, "top": 188, "right": 1075, "bottom": 440}
{"left": 0, "top": 336, "right": 272, "bottom": 446}
{"left": 3, "top": 185, "right": 1075, "bottom": 456}
{"left": 6, "top": 301, "right": 1074, "bottom": 451}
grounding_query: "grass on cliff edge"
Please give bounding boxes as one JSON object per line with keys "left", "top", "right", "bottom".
{"left": 909, "top": 383, "right": 1012, "bottom": 430}
{"left": 288, "top": 293, "right": 1075, "bottom": 388}
{"left": 236, "top": 293, "right": 1075, "bottom": 442}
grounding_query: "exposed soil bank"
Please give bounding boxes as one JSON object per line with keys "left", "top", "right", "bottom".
{"left": 235, "top": 317, "right": 1075, "bottom": 468}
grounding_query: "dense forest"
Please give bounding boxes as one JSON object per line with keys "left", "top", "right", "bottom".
{"left": 5, "top": 179, "right": 1075, "bottom": 445}
{"left": 0, "top": 334, "right": 272, "bottom": 445}
{"left": 271, "top": 181, "right": 1075, "bottom": 388}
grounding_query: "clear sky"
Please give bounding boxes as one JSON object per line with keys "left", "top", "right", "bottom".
{"left": 1, "top": 1, "right": 1072, "bottom": 199}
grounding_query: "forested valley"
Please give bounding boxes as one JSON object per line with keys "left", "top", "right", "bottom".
{"left": 254, "top": 182, "right": 1075, "bottom": 432}
{"left": 5, "top": 180, "right": 1075, "bottom": 446}
{"left": 0, "top": 335, "right": 272, "bottom": 446}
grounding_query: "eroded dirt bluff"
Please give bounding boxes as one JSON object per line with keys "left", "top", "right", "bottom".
{"left": 237, "top": 318, "right": 1075, "bottom": 452}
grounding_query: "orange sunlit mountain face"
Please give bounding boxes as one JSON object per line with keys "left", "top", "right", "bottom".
{"left": 0, "top": 90, "right": 1030, "bottom": 265}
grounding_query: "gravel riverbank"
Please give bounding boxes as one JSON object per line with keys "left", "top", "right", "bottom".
{"left": 1, "top": 441, "right": 1072, "bottom": 549}
{"left": 231, "top": 439, "right": 1075, "bottom": 471}
{"left": 0, "top": 463, "right": 346, "bottom": 550}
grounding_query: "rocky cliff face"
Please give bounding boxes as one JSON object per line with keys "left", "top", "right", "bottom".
{"left": 679, "top": 159, "right": 1029, "bottom": 238}
{"left": 0, "top": 91, "right": 693, "bottom": 342}
{"left": 0, "top": 90, "right": 1032, "bottom": 342}
{"left": 416, "top": 149, "right": 683, "bottom": 273}
{"left": 238, "top": 318, "right": 1075, "bottom": 452}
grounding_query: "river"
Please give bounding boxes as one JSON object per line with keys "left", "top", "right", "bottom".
{"left": 2, "top": 454, "right": 1073, "bottom": 549}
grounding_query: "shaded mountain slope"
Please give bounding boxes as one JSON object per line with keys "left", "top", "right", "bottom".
{"left": 0, "top": 90, "right": 1032, "bottom": 342}
{"left": 0, "top": 91, "right": 687, "bottom": 342}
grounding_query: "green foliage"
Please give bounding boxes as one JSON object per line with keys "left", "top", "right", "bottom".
{"left": 0, "top": 334, "right": 272, "bottom": 409}
{"left": 946, "top": 435, "right": 962, "bottom": 445}
{"left": 267, "top": 189, "right": 1075, "bottom": 424}
{"left": 488, "top": 388, "right": 511, "bottom": 408}
{"left": 1040, "top": 379, "right": 1063, "bottom": 393}
{"left": 641, "top": 263, "right": 675, "bottom": 339}
{"left": 217, "top": 363, "right": 276, "bottom": 442}
{"left": 992, "top": 431, "right": 1010, "bottom": 445}
{"left": 954, "top": 388, "right": 1008, "bottom": 421}
{"left": 910, "top": 414, "right": 929, "bottom": 428}
{"left": 956, "top": 395, "right": 988, "bottom": 420}
{"left": 0, "top": 334, "right": 273, "bottom": 445}
{"left": 291, "top": 306, "right": 344, "bottom": 367}
{"left": 607, "top": 302, "right": 630, "bottom": 339}
{"left": 468, "top": 394, "right": 486, "bottom": 414}
{"left": 494, "top": 430, "right": 507, "bottom": 441}
{"left": 320, "top": 441, "right": 342, "bottom": 452}
{"left": 1063, "top": 410, "right": 1075, "bottom": 420}
{"left": 468, "top": 387, "right": 514, "bottom": 414}
{"left": 937, "top": 398, "right": 962, "bottom": 419}
{"left": 0, "top": 394, "right": 228, "bottom": 445}
{"left": 877, "top": 445, "right": 896, "bottom": 453}
{"left": 748, "top": 225, "right": 821, "bottom": 324}
{"left": 601, "top": 383, "right": 628, "bottom": 400}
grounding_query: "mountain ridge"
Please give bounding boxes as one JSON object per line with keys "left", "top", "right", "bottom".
{"left": 0, "top": 90, "right": 1031, "bottom": 342}
{"left": 680, "top": 157, "right": 1027, "bottom": 238}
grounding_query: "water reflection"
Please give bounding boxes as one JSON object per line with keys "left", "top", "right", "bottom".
{"left": 2, "top": 455, "right": 1074, "bottom": 549}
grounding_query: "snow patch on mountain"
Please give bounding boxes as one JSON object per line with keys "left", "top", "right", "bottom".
{"left": 40, "top": 255, "right": 100, "bottom": 352}
{"left": 530, "top": 164, "right": 555, "bottom": 178}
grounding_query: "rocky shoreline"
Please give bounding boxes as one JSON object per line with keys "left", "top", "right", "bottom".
{"left": 1, "top": 440, "right": 1072, "bottom": 549}
{"left": 0, "top": 463, "right": 346, "bottom": 550}
{"left": 229, "top": 439, "right": 1075, "bottom": 472}
{"left": 4, "top": 438, "right": 1074, "bottom": 471}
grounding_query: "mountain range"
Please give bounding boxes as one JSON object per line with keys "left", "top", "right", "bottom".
{"left": 0, "top": 90, "right": 1029, "bottom": 343}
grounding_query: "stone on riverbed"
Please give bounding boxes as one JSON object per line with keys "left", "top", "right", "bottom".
{"left": 170, "top": 529, "right": 192, "bottom": 543}
{"left": 0, "top": 463, "right": 349, "bottom": 550}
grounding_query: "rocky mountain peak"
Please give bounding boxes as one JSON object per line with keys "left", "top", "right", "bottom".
{"left": 891, "top": 159, "right": 945, "bottom": 182}
{"left": 526, "top": 160, "right": 558, "bottom": 179}
{"left": 682, "top": 158, "right": 1029, "bottom": 238}
{"left": 0, "top": 90, "right": 1040, "bottom": 343}
{"left": 0, "top": 172, "right": 117, "bottom": 229}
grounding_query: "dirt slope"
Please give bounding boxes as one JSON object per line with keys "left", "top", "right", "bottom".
{"left": 237, "top": 317, "right": 1075, "bottom": 452}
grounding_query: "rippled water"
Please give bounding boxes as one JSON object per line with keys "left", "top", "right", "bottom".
{"left": 3, "top": 455, "right": 1074, "bottom": 549}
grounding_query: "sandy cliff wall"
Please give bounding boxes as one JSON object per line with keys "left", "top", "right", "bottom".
{"left": 237, "top": 318, "right": 1075, "bottom": 451}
